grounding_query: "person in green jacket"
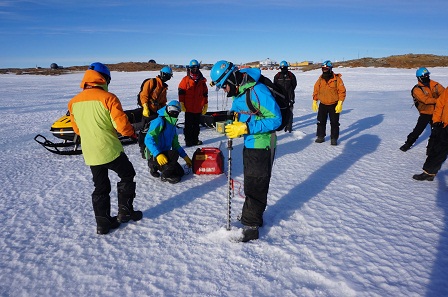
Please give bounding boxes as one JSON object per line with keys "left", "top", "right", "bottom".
{"left": 68, "top": 62, "right": 142, "bottom": 235}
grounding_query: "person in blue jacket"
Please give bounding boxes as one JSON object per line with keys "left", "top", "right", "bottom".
{"left": 210, "top": 60, "right": 282, "bottom": 242}
{"left": 144, "top": 100, "right": 193, "bottom": 184}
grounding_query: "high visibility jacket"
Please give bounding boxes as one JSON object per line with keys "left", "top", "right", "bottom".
{"left": 178, "top": 72, "right": 208, "bottom": 114}
{"left": 144, "top": 106, "right": 187, "bottom": 158}
{"left": 140, "top": 76, "right": 168, "bottom": 114}
{"left": 412, "top": 80, "right": 445, "bottom": 115}
{"left": 433, "top": 88, "right": 448, "bottom": 128}
{"left": 231, "top": 68, "right": 282, "bottom": 149}
{"left": 68, "top": 70, "right": 134, "bottom": 166}
{"left": 313, "top": 73, "right": 346, "bottom": 105}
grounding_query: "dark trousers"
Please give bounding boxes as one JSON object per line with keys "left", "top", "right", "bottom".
{"left": 148, "top": 150, "right": 184, "bottom": 178}
{"left": 241, "top": 147, "right": 274, "bottom": 227}
{"left": 406, "top": 113, "right": 432, "bottom": 145}
{"left": 90, "top": 153, "right": 135, "bottom": 196}
{"left": 423, "top": 127, "right": 448, "bottom": 174}
{"left": 89, "top": 153, "right": 136, "bottom": 216}
{"left": 184, "top": 112, "right": 201, "bottom": 145}
{"left": 285, "top": 105, "right": 294, "bottom": 132}
{"left": 317, "top": 102, "right": 340, "bottom": 140}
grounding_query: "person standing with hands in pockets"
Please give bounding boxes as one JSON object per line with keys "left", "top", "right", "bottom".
{"left": 274, "top": 60, "right": 297, "bottom": 133}
{"left": 312, "top": 60, "right": 346, "bottom": 146}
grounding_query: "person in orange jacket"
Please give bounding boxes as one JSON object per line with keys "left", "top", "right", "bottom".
{"left": 138, "top": 66, "right": 172, "bottom": 121}
{"left": 68, "top": 62, "right": 142, "bottom": 235}
{"left": 178, "top": 59, "right": 208, "bottom": 147}
{"left": 312, "top": 60, "right": 346, "bottom": 145}
{"left": 137, "top": 66, "right": 173, "bottom": 158}
{"left": 400, "top": 67, "right": 444, "bottom": 151}
{"left": 413, "top": 87, "right": 448, "bottom": 181}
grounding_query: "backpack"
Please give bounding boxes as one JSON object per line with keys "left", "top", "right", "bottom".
{"left": 137, "top": 78, "right": 157, "bottom": 107}
{"left": 411, "top": 84, "right": 426, "bottom": 109}
{"left": 245, "top": 75, "right": 292, "bottom": 132}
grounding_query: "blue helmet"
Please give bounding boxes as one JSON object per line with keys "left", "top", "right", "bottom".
{"left": 189, "top": 59, "right": 200, "bottom": 68}
{"left": 279, "top": 60, "right": 288, "bottom": 68}
{"left": 210, "top": 60, "right": 236, "bottom": 88}
{"left": 160, "top": 66, "right": 173, "bottom": 81}
{"left": 89, "top": 62, "right": 111, "bottom": 83}
{"left": 322, "top": 60, "right": 333, "bottom": 69}
{"left": 166, "top": 100, "right": 181, "bottom": 118}
{"left": 416, "top": 67, "right": 430, "bottom": 77}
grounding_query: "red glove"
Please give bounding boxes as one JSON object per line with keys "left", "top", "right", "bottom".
{"left": 130, "top": 133, "right": 138, "bottom": 143}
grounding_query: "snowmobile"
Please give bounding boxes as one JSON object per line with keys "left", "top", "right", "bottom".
{"left": 34, "top": 108, "right": 144, "bottom": 155}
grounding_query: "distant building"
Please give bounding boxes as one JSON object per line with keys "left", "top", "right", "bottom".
{"left": 290, "top": 61, "right": 313, "bottom": 67}
{"left": 259, "top": 58, "right": 277, "bottom": 67}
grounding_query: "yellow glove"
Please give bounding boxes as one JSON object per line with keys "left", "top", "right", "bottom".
{"left": 156, "top": 153, "right": 168, "bottom": 166}
{"left": 335, "top": 101, "right": 343, "bottom": 113}
{"left": 312, "top": 100, "right": 318, "bottom": 112}
{"left": 142, "top": 103, "right": 150, "bottom": 117}
{"left": 180, "top": 102, "right": 186, "bottom": 112}
{"left": 183, "top": 156, "right": 193, "bottom": 168}
{"left": 225, "top": 121, "right": 248, "bottom": 138}
{"left": 201, "top": 104, "right": 208, "bottom": 115}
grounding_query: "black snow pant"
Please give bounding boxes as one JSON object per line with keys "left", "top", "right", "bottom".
{"left": 148, "top": 150, "right": 184, "bottom": 179}
{"left": 184, "top": 112, "right": 201, "bottom": 145}
{"left": 423, "top": 126, "right": 448, "bottom": 175}
{"left": 90, "top": 152, "right": 136, "bottom": 217}
{"left": 316, "top": 102, "right": 340, "bottom": 140}
{"left": 241, "top": 147, "right": 275, "bottom": 227}
{"left": 285, "top": 105, "right": 294, "bottom": 132}
{"left": 405, "top": 113, "right": 432, "bottom": 145}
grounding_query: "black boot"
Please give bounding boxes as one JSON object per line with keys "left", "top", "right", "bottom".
{"left": 241, "top": 226, "right": 259, "bottom": 242}
{"left": 400, "top": 143, "right": 412, "bottom": 152}
{"left": 412, "top": 172, "right": 435, "bottom": 181}
{"left": 150, "top": 165, "right": 160, "bottom": 178}
{"left": 92, "top": 195, "right": 121, "bottom": 235}
{"left": 96, "top": 216, "right": 120, "bottom": 235}
{"left": 117, "top": 182, "right": 143, "bottom": 223}
{"left": 315, "top": 136, "right": 325, "bottom": 143}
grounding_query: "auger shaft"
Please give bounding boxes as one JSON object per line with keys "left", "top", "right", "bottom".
{"left": 226, "top": 138, "right": 233, "bottom": 231}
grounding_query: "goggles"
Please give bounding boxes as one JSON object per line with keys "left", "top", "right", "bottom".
{"left": 167, "top": 105, "right": 180, "bottom": 117}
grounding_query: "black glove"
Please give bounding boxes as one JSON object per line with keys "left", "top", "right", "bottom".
{"left": 433, "top": 122, "right": 443, "bottom": 128}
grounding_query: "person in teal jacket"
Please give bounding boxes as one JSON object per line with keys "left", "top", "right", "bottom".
{"left": 210, "top": 60, "right": 282, "bottom": 242}
{"left": 144, "top": 100, "right": 193, "bottom": 184}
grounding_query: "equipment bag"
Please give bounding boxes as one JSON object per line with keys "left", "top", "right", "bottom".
{"left": 192, "top": 147, "right": 224, "bottom": 175}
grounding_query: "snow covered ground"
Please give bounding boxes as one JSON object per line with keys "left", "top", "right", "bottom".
{"left": 1, "top": 67, "right": 447, "bottom": 297}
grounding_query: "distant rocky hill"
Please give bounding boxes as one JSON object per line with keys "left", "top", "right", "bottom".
{"left": 301, "top": 54, "right": 448, "bottom": 71}
{"left": 1, "top": 54, "right": 448, "bottom": 75}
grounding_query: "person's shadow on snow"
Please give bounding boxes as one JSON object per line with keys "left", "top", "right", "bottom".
{"left": 264, "top": 133, "right": 381, "bottom": 235}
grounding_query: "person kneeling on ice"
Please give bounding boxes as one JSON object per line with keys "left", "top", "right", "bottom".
{"left": 210, "top": 60, "right": 282, "bottom": 242}
{"left": 144, "top": 100, "right": 193, "bottom": 184}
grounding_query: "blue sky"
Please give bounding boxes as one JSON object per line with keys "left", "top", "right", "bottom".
{"left": 1, "top": 0, "right": 447, "bottom": 68}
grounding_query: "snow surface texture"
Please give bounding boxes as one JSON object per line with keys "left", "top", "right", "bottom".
{"left": 1, "top": 68, "right": 447, "bottom": 297}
